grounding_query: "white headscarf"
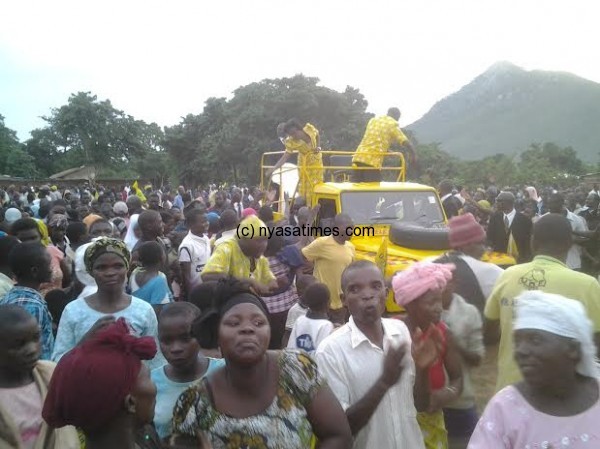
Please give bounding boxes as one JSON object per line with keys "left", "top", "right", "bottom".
{"left": 514, "top": 290, "right": 599, "bottom": 378}
{"left": 123, "top": 213, "right": 139, "bottom": 251}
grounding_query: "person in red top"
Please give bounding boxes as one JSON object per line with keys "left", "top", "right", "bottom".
{"left": 392, "top": 261, "right": 463, "bottom": 449}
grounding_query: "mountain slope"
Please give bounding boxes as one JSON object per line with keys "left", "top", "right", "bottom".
{"left": 407, "top": 62, "right": 600, "bottom": 161}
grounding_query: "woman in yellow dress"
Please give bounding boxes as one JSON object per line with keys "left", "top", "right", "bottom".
{"left": 268, "top": 119, "right": 323, "bottom": 205}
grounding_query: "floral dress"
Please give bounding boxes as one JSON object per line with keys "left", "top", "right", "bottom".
{"left": 284, "top": 123, "right": 323, "bottom": 205}
{"left": 172, "top": 350, "right": 323, "bottom": 449}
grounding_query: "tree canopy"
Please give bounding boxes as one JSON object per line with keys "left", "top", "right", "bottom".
{"left": 1, "top": 75, "right": 596, "bottom": 189}
{"left": 163, "top": 75, "right": 373, "bottom": 186}
{"left": 23, "top": 92, "right": 166, "bottom": 180}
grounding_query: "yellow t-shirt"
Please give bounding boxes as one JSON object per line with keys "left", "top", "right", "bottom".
{"left": 485, "top": 255, "right": 600, "bottom": 391}
{"left": 352, "top": 116, "right": 408, "bottom": 168}
{"left": 284, "top": 123, "right": 319, "bottom": 155}
{"left": 301, "top": 236, "right": 355, "bottom": 310}
{"left": 202, "top": 238, "right": 275, "bottom": 286}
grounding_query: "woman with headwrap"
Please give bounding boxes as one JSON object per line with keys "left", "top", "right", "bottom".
{"left": 170, "top": 278, "right": 352, "bottom": 448}
{"left": 392, "top": 262, "right": 464, "bottom": 449}
{"left": 469, "top": 291, "right": 600, "bottom": 448}
{"left": 47, "top": 214, "right": 70, "bottom": 255}
{"left": 51, "top": 238, "right": 165, "bottom": 370}
{"left": 523, "top": 186, "right": 542, "bottom": 218}
{"left": 43, "top": 318, "right": 161, "bottom": 449}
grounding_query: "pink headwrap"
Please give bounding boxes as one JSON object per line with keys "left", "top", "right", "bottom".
{"left": 392, "top": 262, "right": 455, "bottom": 307}
{"left": 242, "top": 208, "right": 257, "bottom": 218}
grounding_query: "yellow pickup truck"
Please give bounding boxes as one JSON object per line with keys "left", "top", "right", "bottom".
{"left": 261, "top": 150, "right": 514, "bottom": 312}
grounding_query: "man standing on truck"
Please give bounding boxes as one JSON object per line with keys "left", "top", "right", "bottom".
{"left": 352, "top": 107, "right": 417, "bottom": 182}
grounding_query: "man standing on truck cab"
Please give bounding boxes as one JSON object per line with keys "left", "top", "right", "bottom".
{"left": 301, "top": 213, "right": 355, "bottom": 324}
{"left": 352, "top": 107, "right": 417, "bottom": 182}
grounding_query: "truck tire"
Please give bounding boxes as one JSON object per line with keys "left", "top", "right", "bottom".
{"left": 389, "top": 222, "right": 451, "bottom": 251}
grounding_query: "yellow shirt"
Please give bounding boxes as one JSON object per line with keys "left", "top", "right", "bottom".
{"left": 302, "top": 236, "right": 355, "bottom": 310}
{"left": 352, "top": 115, "right": 408, "bottom": 168}
{"left": 284, "top": 123, "right": 319, "bottom": 155}
{"left": 202, "top": 238, "right": 275, "bottom": 285}
{"left": 485, "top": 255, "right": 600, "bottom": 391}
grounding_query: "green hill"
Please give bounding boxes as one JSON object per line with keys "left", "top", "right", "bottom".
{"left": 407, "top": 62, "right": 600, "bottom": 162}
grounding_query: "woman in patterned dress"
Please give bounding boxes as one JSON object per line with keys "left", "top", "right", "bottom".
{"left": 170, "top": 278, "right": 351, "bottom": 449}
{"left": 267, "top": 119, "right": 323, "bottom": 205}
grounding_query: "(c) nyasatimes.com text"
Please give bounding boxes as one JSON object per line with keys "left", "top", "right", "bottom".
{"left": 236, "top": 224, "right": 375, "bottom": 239}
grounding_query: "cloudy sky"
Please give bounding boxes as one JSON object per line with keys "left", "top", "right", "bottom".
{"left": 1, "top": 0, "right": 598, "bottom": 140}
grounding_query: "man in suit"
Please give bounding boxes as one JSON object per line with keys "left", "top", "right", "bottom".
{"left": 487, "top": 191, "right": 533, "bottom": 263}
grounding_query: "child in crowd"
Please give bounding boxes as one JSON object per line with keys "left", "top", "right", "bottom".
{"left": 0, "top": 242, "right": 55, "bottom": 360}
{"left": 151, "top": 302, "right": 224, "bottom": 441}
{"left": 287, "top": 282, "right": 335, "bottom": 354}
{"left": 0, "top": 235, "right": 19, "bottom": 298}
{"left": 440, "top": 274, "right": 484, "bottom": 449}
{"left": 166, "top": 231, "right": 185, "bottom": 301}
{"left": 129, "top": 241, "right": 172, "bottom": 310}
{"left": 0, "top": 304, "right": 79, "bottom": 448}
{"left": 178, "top": 209, "right": 210, "bottom": 302}
{"left": 281, "top": 274, "right": 316, "bottom": 347}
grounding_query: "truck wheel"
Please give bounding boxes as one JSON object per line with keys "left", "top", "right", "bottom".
{"left": 389, "top": 222, "right": 451, "bottom": 251}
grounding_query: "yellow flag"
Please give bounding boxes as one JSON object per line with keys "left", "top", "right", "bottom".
{"left": 375, "top": 236, "right": 388, "bottom": 275}
{"left": 132, "top": 180, "right": 147, "bottom": 204}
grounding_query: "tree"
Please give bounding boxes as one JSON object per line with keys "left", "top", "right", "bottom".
{"left": 0, "top": 115, "right": 35, "bottom": 177}
{"left": 24, "top": 92, "right": 162, "bottom": 177}
{"left": 163, "top": 75, "right": 373, "bottom": 186}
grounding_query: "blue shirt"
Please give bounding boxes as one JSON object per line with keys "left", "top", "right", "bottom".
{"left": 151, "top": 357, "right": 225, "bottom": 439}
{"left": 0, "top": 286, "right": 55, "bottom": 360}
{"left": 52, "top": 296, "right": 166, "bottom": 370}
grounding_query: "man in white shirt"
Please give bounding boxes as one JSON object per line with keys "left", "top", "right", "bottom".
{"left": 230, "top": 188, "right": 244, "bottom": 219}
{"left": 315, "top": 260, "right": 439, "bottom": 449}
{"left": 178, "top": 209, "right": 210, "bottom": 301}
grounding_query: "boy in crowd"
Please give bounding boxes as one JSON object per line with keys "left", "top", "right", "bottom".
{"left": 0, "top": 235, "right": 19, "bottom": 297}
{"left": 282, "top": 274, "right": 316, "bottom": 347}
{"left": 178, "top": 209, "right": 210, "bottom": 301}
{"left": 287, "top": 282, "right": 334, "bottom": 354}
{"left": 151, "top": 302, "right": 224, "bottom": 441}
{"left": 0, "top": 304, "right": 79, "bottom": 448}
{"left": 0, "top": 243, "right": 55, "bottom": 360}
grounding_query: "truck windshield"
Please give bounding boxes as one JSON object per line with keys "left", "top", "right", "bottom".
{"left": 341, "top": 191, "right": 445, "bottom": 226}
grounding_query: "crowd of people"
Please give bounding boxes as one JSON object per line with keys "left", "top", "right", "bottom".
{"left": 1, "top": 111, "right": 600, "bottom": 448}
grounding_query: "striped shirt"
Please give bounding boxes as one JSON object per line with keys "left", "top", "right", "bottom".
{"left": 1, "top": 286, "right": 55, "bottom": 360}
{"left": 262, "top": 256, "right": 298, "bottom": 314}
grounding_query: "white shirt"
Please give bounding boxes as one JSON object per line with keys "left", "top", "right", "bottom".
{"left": 442, "top": 294, "right": 484, "bottom": 409}
{"left": 214, "top": 229, "right": 236, "bottom": 248}
{"left": 315, "top": 317, "right": 425, "bottom": 449}
{"left": 178, "top": 231, "right": 211, "bottom": 289}
{"left": 285, "top": 302, "right": 308, "bottom": 330}
{"left": 459, "top": 254, "right": 504, "bottom": 299}
{"left": 504, "top": 208, "right": 516, "bottom": 228}
{"left": 538, "top": 211, "right": 588, "bottom": 269}
{"left": 232, "top": 202, "right": 244, "bottom": 218}
{"left": 566, "top": 210, "right": 588, "bottom": 269}
{"left": 287, "top": 315, "right": 334, "bottom": 355}
{"left": 440, "top": 193, "right": 453, "bottom": 203}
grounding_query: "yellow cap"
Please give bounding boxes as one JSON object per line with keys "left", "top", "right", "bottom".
{"left": 238, "top": 215, "right": 268, "bottom": 240}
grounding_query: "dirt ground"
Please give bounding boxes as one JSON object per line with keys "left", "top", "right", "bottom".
{"left": 472, "top": 344, "right": 499, "bottom": 413}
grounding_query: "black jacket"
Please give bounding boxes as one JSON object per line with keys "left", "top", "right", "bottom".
{"left": 487, "top": 210, "right": 533, "bottom": 263}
